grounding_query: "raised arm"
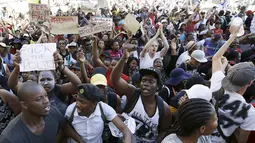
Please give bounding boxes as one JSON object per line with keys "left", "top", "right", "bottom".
{"left": 7, "top": 50, "right": 22, "bottom": 93}
{"left": 92, "top": 38, "right": 108, "bottom": 70}
{"left": 0, "top": 89, "right": 21, "bottom": 115}
{"left": 53, "top": 51, "right": 82, "bottom": 94}
{"left": 140, "top": 25, "right": 161, "bottom": 58}
{"left": 110, "top": 47, "right": 136, "bottom": 98}
{"left": 212, "top": 27, "right": 239, "bottom": 74}
{"left": 159, "top": 25, "right": 170, "bottom": 57}
{"left": 77, "top": 52, "right": 89, "bottom": 83}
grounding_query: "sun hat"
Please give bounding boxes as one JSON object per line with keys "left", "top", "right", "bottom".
{"left": 186, "top": 41, "right": 197, "bottom": 51}
{"left": 191, "top": 50, "right": 208, "bottom": 63}
{"left": 166, "top": 68, "right": 192, "bottom": 86}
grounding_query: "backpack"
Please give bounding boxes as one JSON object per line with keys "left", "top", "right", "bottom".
{"left": 213, "top": 87, "right": 229, "bottom": 142}
{"left": 213, "top": 87, "right": 239, "bottom": 143}
{"left": 124, "top": 89, "right": 165, "bottom": 131}
{"left": 67, "top": 102, "right": 111, "bottom": 143}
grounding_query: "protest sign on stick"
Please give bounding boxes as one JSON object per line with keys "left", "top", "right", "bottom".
{"left": 29, "top": 3, "right": 51, "bottom": 22}
{"left": 78, "top": 23, "right": 112, "bottom": 37}
{"left": 49, "top": 16, "right": 79, "bottom": 34}
{"left": 20, "top": 43, "right": 56, "bottom": 72}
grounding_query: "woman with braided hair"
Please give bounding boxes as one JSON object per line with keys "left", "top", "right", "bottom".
{"left": 162, "top": 98, "right": 218, "bottom": 143}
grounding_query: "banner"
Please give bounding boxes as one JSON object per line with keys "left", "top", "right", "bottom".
{"left": 20, "top": 43, "right": 56, "bottom": 72}
{"left": 91, "top": 17, "right": 113, "bottom": 26}
{"left": 29, "top": 3, "right": 51, "bottom": 22}
{"left": 50, "top": 16, "right": 79, "bottom": 34}
{"left": 78, "top": 23, "right": 112, "bottom": 37}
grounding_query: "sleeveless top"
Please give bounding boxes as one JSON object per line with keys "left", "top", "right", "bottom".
{"left": 127, "top": 96, "right": 159, "bottom": 143}
{"left": 0, "top": 97, "right": 15, "bottom": 133}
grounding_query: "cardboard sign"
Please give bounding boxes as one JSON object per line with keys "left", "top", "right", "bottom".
{"left": 29, "top": 3, "right": 51, "bottom": 22}
{"left": 50, "top": 16, "right": 79, "bottom": 34}
{"left": 91, "top": 17, "right": 113, "bottom": 26}
{"left": 123, "top": 13, "right": 140, "bottom": 35}
{"left": 20, "top": 43, "right": 56, "bottom": 72}
{"left": 78, "top": 23, "right": 112, "bottom": 37}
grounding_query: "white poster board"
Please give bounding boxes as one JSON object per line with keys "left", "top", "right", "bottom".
{"left": 78, "top": 23, "right": 112, "bottom": 37}
{"left": 123, "top": 13, "right": 140, "bottom": 35}
{"left": 91, "top": 17, "right": 113, "bottom": 26}
{"left": 20, "top": 43, "right": 56, "bottom": 72}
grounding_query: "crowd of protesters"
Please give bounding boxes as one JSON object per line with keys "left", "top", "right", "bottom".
{"left": 0, "top": 2, "right": 255, "bottom": 143}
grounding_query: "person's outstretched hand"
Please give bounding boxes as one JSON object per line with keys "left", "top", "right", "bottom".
{"left": 12, "top": 50, "right": 21, "bottom": 68}
{"left": 53, "top": 51, "right": 64, "bottom": 71}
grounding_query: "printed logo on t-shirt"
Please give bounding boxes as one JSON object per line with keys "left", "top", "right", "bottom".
{"left": 131, "top": 111, "right": 158, "bottom": 142}
{"left": 212, "top": 93, "right": 253, "bottom": 141}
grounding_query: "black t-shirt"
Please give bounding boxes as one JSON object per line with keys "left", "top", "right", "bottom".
{"left": 0, "top": 106, "right": 64, "bottom": 143}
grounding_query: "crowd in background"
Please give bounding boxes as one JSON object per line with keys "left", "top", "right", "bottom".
{"left": 0, "top": 2, "right": 255, "bottom": 143}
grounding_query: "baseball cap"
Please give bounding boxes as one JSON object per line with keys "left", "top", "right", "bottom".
{"left": 0, "top": 42, "right": 8, "bottom": 48}
{"left": 199, "top": 30, "right": 208, "bottom": 36}
{"left": 139, "top": 67, "right": 161, "bottom": 87}
{"left": 139, "top": 67, "right": 161, "bottom": 80}
{"left": 186, "top": 41, "right": 197, "bottom": 51}
{"left": 90, "top": 74, "right": 107, "bottom": 86}
{"left": 178, "top": 22, "right": 186, "bottom": 29}
{"left": 77, "top": 84, "right": 104, "bottom": 102}
{"left": 131, "top": 72, "right": 141, "bottom": 84}
{"left": 222, "top": 62, "right": 255, "bottom": 92}
{"left": 92, "top": 67, "right": 106, "bottom": 76}
{"left": 185, "top": 75, "right": 210, "bottom": 89}
{"left": 191, "top": 50, "right": 208, "bottom": 63}
{"left": 246, "top": 10, "right": 253, "bottom": 15}
{"left": 170, "top": 84, "right": 212, "bottom": 108}
{"left": 68, "top": 42, "right": 77, "bottom": 47}
{"left": 71, "top": 62, "right": 81, "bottom": 70}
{"left": 166, "top": 68, "right": 192, "bottom": 86}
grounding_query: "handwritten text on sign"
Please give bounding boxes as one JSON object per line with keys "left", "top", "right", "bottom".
{"left": 78, "top": 23, "right": 112, "bottom": 37}
{"left": 29, "top": 3, "right": 51, "bottom": 22}
{"left": 91, "top": 17, "right": 113, "bottom": 26}
{"left": 20, "top": 43, "right": 56, "bottom": 72}
{"left": 50, "top": 16, "right": 78, "bottom": 34}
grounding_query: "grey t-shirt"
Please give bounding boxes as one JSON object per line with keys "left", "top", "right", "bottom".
{"left": 0, "top": 106, "right": 64, "bottom": 143}
{"left": 162, "top": 134, "right": 212, "bottom": 143}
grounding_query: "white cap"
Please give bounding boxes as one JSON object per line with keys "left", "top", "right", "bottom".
{"left": 199, "top": 30, "right": 208, "bottom": 35}
{"left": 186, "top": 84, "right": 212, "bottom": 101}
{"left": 68, "top": 42, "right": 77, "bottom": 47}
{"left": 0, "top": 42, "right": 7, "bottom": 48}
{"left": 191, "top": 50, "right": 208, "bottom": 63}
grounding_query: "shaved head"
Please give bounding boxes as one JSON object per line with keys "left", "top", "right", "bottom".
{"left": 17, "top": 81, "right": 45, "bottom": 101}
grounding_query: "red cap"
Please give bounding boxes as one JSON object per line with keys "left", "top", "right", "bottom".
{"left": 246, "top": 10, "right": 253, "bottom": 15}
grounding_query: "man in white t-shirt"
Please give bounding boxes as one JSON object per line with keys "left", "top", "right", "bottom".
{"left": 65, "top": 84, "right": 132, "bottom": 143}
{"left": 211, "top": 29, "right": 255, "bottom": 143}
{"left": 140, "top": 24, "right": 169, "bottom": 69}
